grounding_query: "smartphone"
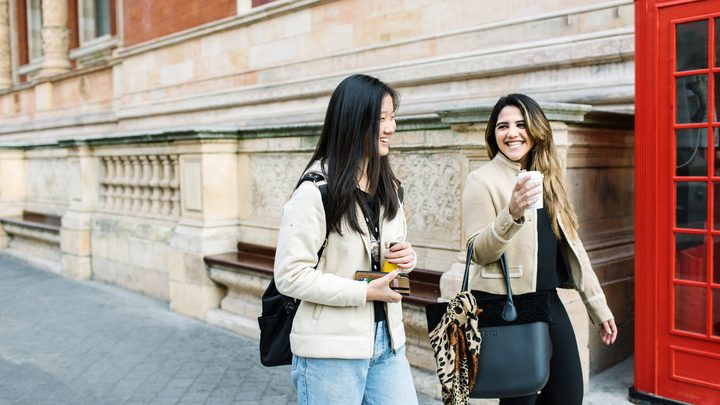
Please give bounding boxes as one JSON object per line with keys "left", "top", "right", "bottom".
{"left": 354, "top": 270, "right": 410, "bottom": 296}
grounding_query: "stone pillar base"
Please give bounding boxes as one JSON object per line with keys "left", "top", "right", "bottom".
{"left": 62, "top": 254, "right": 91, "bottom": 280}
{"left": 169, "top": 279, "right": 225, "bottom": 320}
{"left": 60, "top": 211, "right": 92, "bottom": 280}
{"left": 167, "top": 224, "right": 235, "bottom": 320}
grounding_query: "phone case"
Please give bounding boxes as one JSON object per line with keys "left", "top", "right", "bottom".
{"left": 353, "top": 271, "right": 411, "bottom": 295}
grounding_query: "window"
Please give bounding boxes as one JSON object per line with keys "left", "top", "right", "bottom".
{"left": 79, "top": 0, "right": 110, "bottom": 44}
{"left": 26, "top": 0, "right": 42, "bottom": 62}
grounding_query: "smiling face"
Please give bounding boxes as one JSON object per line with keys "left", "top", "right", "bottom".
{"left": 494, "top": 105, "right": 534, "bottom": 168}
{"left": 377, "top": 94, "right": 396, "bottom": 157}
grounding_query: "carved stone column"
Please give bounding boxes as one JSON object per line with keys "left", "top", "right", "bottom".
{"left": 168, "top": 139, "right": 238, "bottom": 320}
{"left": 61, "top": 143, "right": 98, "bottom": 280}
{"left": 0, "top": 0, "right": 11, "bottom": 88}
{"left": 38, "top": 0, "right": 71, "bottom": 78}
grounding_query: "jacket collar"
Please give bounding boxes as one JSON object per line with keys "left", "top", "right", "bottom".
{"left": 494, "top": 152, "right": 523, "bottom": 172}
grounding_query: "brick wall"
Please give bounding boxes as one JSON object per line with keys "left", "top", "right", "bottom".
{"left": 122, "top": 0, "right": 236, "bottom": 47}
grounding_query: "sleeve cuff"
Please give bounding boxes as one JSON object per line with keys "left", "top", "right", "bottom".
{"left": 492, "top": 207, "right": 523, "bottom": 243}
{"left": 585, "top": 294, "right": 614, "bottom": 325}
{"left": 347, "top": 280, "right": 368, "bottom": 307}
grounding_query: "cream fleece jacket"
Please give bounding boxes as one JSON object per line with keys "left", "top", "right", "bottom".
{"left": 274, "top": 161, "right": 411, "bottom": 358}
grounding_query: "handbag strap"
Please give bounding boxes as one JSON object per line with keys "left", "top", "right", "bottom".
{"left": 462, "top": 238, "right": 518, "bottom": 322}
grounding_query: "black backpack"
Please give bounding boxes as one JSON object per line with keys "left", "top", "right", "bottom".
{"left": 258, "top": 172, "right": 329, "bottom": 367}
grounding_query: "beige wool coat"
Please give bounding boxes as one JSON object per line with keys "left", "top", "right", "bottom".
{"left": 462, "top": 153, "right": 614, "bottom": 324}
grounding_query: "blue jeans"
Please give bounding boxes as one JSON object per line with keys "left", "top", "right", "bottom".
{"left": 291, "top": 320, "right": 418, "bottom": 405}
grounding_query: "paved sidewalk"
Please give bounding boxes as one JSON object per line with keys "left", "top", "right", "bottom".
{"left": 0, "top": 256, "right": 441, "bottom": 405}
{"left": 0, "top": 255, "right": 633, "bottom": 405}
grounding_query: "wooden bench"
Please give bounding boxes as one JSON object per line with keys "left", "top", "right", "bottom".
{"left": 0, "top": 211, "right": 62, "bottom": 234}
{"left": 0, "top": 211, "right": 63, "bottom": 272}
{"left": 204, "top": 242, "right": 441, "bottom": 305}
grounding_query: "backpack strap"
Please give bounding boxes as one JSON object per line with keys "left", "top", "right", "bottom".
{"left": 298, "top": 172, "right": 330, "bottom": 261}
{"left": 297, "top": 174, "right": 402, "bottom": 260}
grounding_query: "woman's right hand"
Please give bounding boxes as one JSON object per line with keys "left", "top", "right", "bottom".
{"left": 366, "top": 270, "right": 403, "bottom": 303}
{"left": 508, "top": 175, "right": 543, "bottom": 220}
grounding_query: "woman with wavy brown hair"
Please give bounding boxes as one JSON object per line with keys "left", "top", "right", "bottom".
{"left": 462, "top": 93, "right": 617, "bottom": 404}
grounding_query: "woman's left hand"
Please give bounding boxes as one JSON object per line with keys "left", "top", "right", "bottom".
{"left": 599, "top": 319, "right": 618, "bottom": 345}
{"left": 385, "top": 241, "right": 416, "bottom": 270}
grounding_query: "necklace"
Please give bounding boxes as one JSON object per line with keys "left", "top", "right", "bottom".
{"left": 365, "top": 214, "right": 380, "bottom": 265}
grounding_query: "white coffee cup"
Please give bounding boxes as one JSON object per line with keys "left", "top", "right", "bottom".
{"left": 516, "top": 170, "right": 544, "bottom": 209}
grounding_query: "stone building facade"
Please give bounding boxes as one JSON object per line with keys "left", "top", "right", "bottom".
{"left": 0, "top": 0, "right": 635, "bottom": 397}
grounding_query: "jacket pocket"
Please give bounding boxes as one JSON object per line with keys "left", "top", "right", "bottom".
{"left": 480, "top": 264, "right": 523, "bottom": 278}
{"left": 312, "top": 304, "right": 324, "bottom": 321}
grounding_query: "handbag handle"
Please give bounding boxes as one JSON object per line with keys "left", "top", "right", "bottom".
{"left": 461, "top": 238, "right": 518, "bottom": 322}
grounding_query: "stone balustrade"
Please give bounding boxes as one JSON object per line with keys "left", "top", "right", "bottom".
{"left": 99, "top": 154, "right": 180, "bottom": 217}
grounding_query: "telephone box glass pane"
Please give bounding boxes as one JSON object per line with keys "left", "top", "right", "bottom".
{"left": 715, "top": 128, "right": 719, "bottom": 175}
{"left": 676, "top": 234, "right": 707, "bottom": 282}
{"left": 716, "top": 74, "right": 720, "bottom": 122}
{"left": 713, "top": 289, "right": 720, "bottom": 337}
{"left": 714, "top": 237, "right": 720, "bottom": 284}
{"left": 675, "top": 284, "right": 707, "bottom": 334}
{"left": 677, "top": 75, "right": 708, "bottom": 123}
{"left": 676, "top": 128, "right": 708, "bottom": 177}
{"left": 676, "top": 182, "right": 708, "bottom": 229}
{"left": 715, "top": 183, "right": 720, "bottom": 231}
{"left": 716, "top": 19, "right": 720, "bottom": 67}
{"left": 676, "top": 20, "right": 708, "bottom": 71}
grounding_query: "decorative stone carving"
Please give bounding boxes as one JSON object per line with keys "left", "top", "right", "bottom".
{"left": 26, "top": 158, "right": 71, "bottom": 206}
{"left": 38, "top": 0, "right": 71, "bottom": 78}
{"left": 249, "top": 154, "right": 309, "bottom": 223}
{"left": 391, "top": 153, "right": 463, "bottom": 248}
{"left": 0, "top": 0, "right": 10, "bottom": 89}
{"left": 99, "top": 154, "right": 181, "bottom": 217}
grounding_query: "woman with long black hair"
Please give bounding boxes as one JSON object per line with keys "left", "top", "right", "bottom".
{"left": 274, "top": 74, "right": 419, "bottom": 404}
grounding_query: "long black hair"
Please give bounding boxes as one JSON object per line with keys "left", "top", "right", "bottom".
{"left": 301, "top": 74, "right": 401, "bottom": 234}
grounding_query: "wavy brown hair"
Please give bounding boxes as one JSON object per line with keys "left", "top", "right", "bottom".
{"left": 484, "top": 93, "right": 579, "bottom": 240}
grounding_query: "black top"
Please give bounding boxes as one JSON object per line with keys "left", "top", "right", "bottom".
{"left": 362, "top": 192, "right": 386, "bottom": 323}
{"left": 535, "top": 206, "right": 569, "bottom": 291}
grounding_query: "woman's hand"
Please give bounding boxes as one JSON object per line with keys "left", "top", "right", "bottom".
{"left": 508, "top": 175, "right": 542, "bottom": 220}
{"left": 599, "top": 319, "right": 618, "bottom": 345}
{"left": 385, "top": 241, "right": 416, "bottom": 270}
{"left": 366, "top": 270, "right": 403, "bottom": 303}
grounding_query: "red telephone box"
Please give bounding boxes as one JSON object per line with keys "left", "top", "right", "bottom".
{"left": 635, "top": 0, "right": 720, "bottom": 403}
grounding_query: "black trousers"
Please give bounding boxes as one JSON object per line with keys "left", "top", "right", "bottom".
{"left": 500, "top": 289, "right": 584, "bottom": 405}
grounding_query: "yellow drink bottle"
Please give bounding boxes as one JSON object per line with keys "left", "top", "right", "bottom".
{"left": 382, "top": 242, "right": 399, "bottom": 272}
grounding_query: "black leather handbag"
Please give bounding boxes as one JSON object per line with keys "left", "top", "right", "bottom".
{"left": 426, "top": 240, "right": 553, "bottom": 398}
